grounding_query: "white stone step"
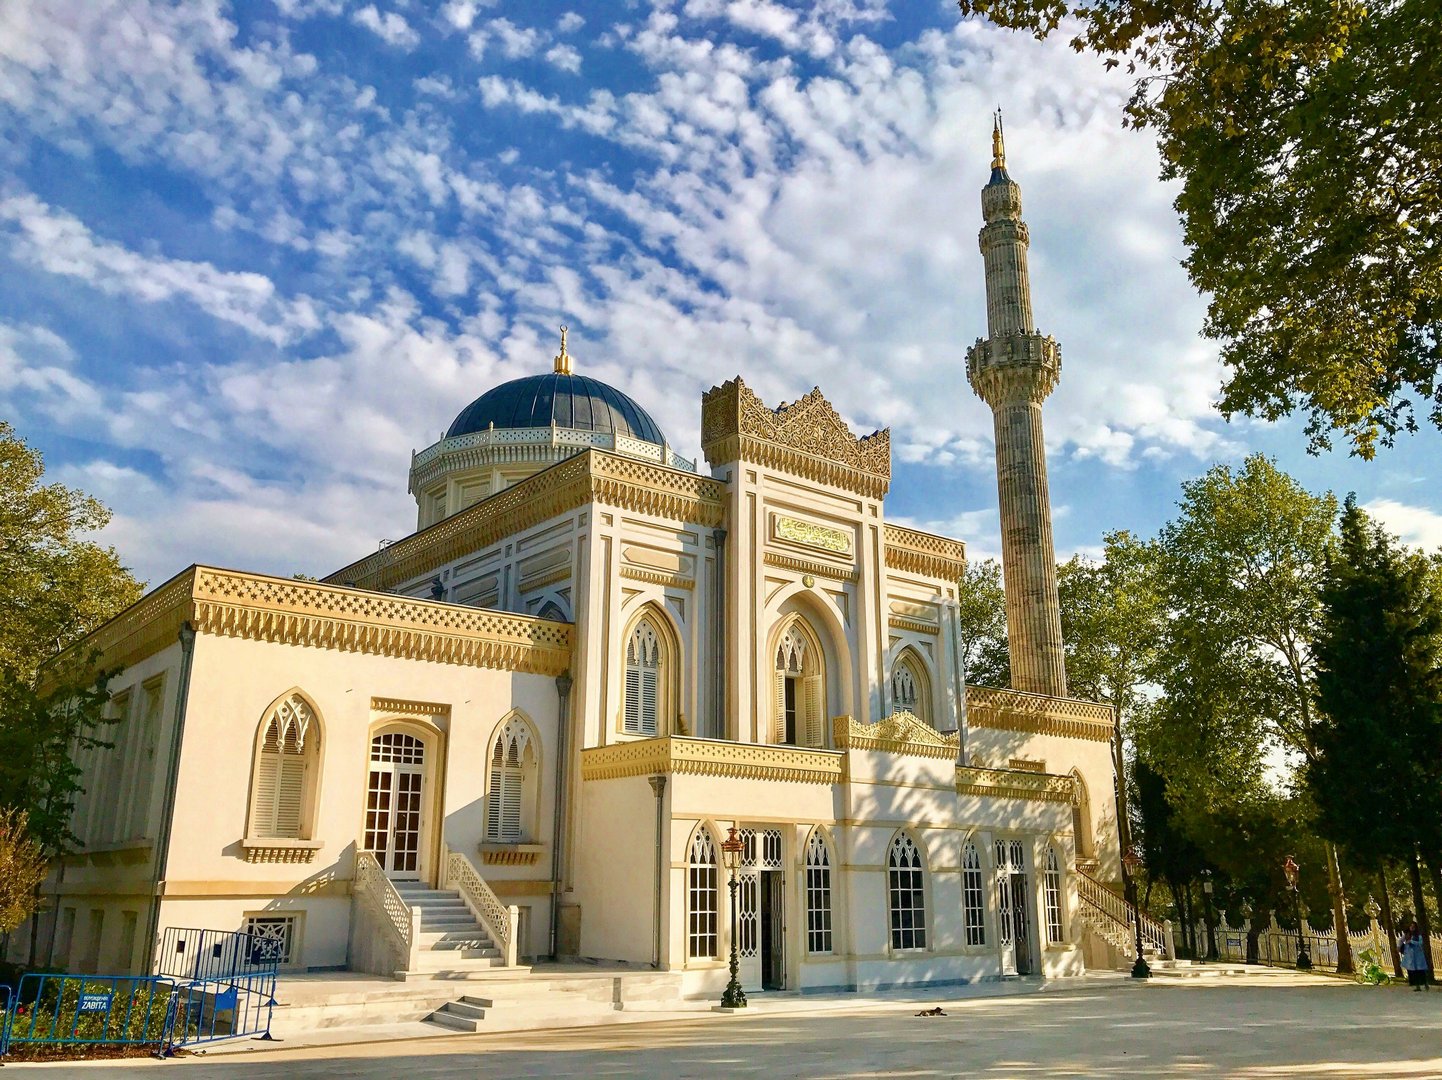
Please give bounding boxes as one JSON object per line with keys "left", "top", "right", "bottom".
{"left": 426, "top": 996, "right": 491, "bottom": 1032}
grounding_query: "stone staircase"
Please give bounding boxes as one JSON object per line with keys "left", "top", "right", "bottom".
{"left": 393, "top": 881, "right": 505, "bottom": 976}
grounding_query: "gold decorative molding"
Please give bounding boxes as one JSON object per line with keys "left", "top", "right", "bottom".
{"left": 619, "top": 566, "right": 696, "bottom": 590}
{"left": 833, "top": 712, "right": 959, "bottom": 760}
{"left": 888, "top": 617, "right": 939, "bottom": 636}
{"left": 956, "top": 765, "right": 1078, "bottom": 804}
{"left": 50, "top": 567, "right": 197, "bottom": 682}
{"left": 883, "top": 523, "right": 966, "bottom": 582}
{"left": 372, "top": 697, "right": 452, "bottom": 720}
{"left": 480, "top": 842, "right": 545, "bottom": 866}
{"left": 582, "top": 736, "right": 843, "bottom": 785}
{"left": 701, "top": 378, "right": 890, "bottom": 498}
{"left": 240, "top": 838, "right": 323, "bottom": 865}
{"left": 1008, "top": 758, "right": 1046, "bottom": 773}
{"left": 772, "top": 514, "right": 853, "bottom": 555}
{"left": 966, "top": 685, "right": 1114, "bottom": 742}
{"left": 331, "top": 450, "right": 725, "bottom": 591}
{"left": 763, "top": 552, "right": 859, "bottom": 583}
{"left": 519, "top": 566, "right": 571, "bottom": 593}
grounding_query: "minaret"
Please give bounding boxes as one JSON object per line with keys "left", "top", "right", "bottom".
{"left": 966, "top": 112, "right": 1068, "bottom": 698}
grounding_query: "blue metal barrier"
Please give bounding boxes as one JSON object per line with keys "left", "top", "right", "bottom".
{"left": 2, "top": 974, "right": 177, "bottom": 1053}
{"left": 156, "top": 927, "right": 278, "bottom": 1048}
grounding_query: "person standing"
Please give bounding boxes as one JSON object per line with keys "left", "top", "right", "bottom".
{"left": 1401, "top": 922, "right": 1431, "bottom": 990}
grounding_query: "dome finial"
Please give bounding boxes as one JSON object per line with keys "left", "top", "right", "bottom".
{"left": 991, "top": 108, "right": 1006, "bottom": 170}
{"left": 554, "top": 324, "right": 573, "bottom": 375}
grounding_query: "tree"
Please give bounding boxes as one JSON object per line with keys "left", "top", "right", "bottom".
{"left": 0, "top": 809, "right": 48, "bottom": 935}
{"left": 955, "top": 558, "right": 1011, "bottom": 687}
{"left": 1058, "top": 531, "right": 1164, "bottom": 859}
{"left": 1309, "top": 496, "right": 1442, "bottom": 974}
{"left": 956, "top": 0, "right": 1442, "bottom": 457}
{"left": 1153, "top": 454, "right": 1355, "bottom": 971}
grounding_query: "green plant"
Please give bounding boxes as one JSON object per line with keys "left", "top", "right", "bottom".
{"left": 1353, "top": 947, "right": 1392, "bottom": 985}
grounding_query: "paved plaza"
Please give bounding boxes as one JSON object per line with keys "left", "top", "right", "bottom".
{"left": 34, "top": 973, "right": 1442, "bottom": 1078}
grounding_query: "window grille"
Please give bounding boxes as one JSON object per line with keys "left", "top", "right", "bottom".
{"left": 1044, "top": 847, "right": 1064, "bottom": 944}
{"left": 805, "top": 830, "right": 833, "bottom": 954}
{"left": 244, "top": 915, "right": 296, "bottom": 965}
{"left": 486, "top": 719, "right": 532, "bottom": 842}
{"left": 624, "top": 619, "right": 662, "bottom": 735}
{"left": 252, "top": 695, "right": 317, "bottom": 839}
{"left": 687, "top": 828, "right": 719, "bottom": 959}
{"left": 892, "top": 665, "right": 916, "bottom": 709}
{"left": 963, "top": 841, "right": 986, "bottom": 946}
{"left": 888, "top": 834, "right": 927, "bottom": 950}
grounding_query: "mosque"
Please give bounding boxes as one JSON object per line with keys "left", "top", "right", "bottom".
{"left": 30, "top": 123, "right": 1137, "bottom": 1000}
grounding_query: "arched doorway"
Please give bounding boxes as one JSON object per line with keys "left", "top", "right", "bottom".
{"left": 363, "top": 729, "right": 428, "bottom": 880}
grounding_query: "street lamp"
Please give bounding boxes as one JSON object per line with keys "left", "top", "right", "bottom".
{"left": 1201, "top": 869, "right": 1219, "bottom": 962}
{"left": 720, "top": 827, "right": 747, "bottom": 1008}
{"left": 1122, "top": 847, "right": 1151, "bottom": 979}
{"left": 1282, "top": 855, "right": 1312, "bottom": 970}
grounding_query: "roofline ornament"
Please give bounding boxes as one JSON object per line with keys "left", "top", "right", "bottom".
{"left": 554, "top": 324, "right": 573, "bottom": 375}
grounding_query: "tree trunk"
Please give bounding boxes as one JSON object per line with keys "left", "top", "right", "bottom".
{"left": 1111, "top": 720, "right": 1133, "bottom": 860}
{"left": 1425, "top": 849, "right": 1442, "bottom": 936}
{"left": 1378, "top": 865, "right": 1403, "bottom": 978}
{"left": 1323, "top": 840, "right": 1354, "bottom": 974}
{"left": 1408, "top": 847, "right": 1436, "bottom": 978}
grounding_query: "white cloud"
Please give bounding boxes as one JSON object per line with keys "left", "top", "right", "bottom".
{"left": 545, "top": 44, "right": 582, "bottom": 74}
{"left": 1363, "top": 499, "right": 1442, "bottom": 552}
{"left": 557, "top": 12, "right": 585, "bottom": 34}
{"left": 352, "top": 5, "right": 420, "bottom": 50}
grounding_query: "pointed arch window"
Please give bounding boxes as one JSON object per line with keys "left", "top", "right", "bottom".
{"left": 249, "top": 695, "right": 319, "bottom": 840}
{"left": 890, "top": 650, "right": 933, "bottom": 726}
{"left": 486, "top": 718, "right": 537, "bottom": 842}
{"left": 624, "top": 617, "right": 664, "bottom": 736}
{"left": 887, "top": 834, "right": 927, "bottom": 951}
{"left": 687, "top": 828, "right": 719, "bottom": 960}
{"left": 963, "top": 841, "right": 986, "bottom": 946}
{"left": 1044, "top": 847, "right": 1064, "bottom": 944}
{"left": 805, "top": 830, "right": 833, "bottom": 954}
{"left": 773, "top": 619, "right": 825, "bottom": 748}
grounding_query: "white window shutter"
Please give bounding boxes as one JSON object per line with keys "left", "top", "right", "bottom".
{"left": 275, "top": 754, "right": 306, "bottom": 838}
{"left": 773, "top": 670, "right": 786, "bottom": 744}
{"left": 803, "top": 675, "right": 822, "bottom": 748}
{"left": 624, "top": 667, "right": 642, "bottom": 733}
{"left": 640, "top": 668, "right": 658, "bottom": 735}
{"left": 501, "top": 770, "right": 523, "bottom": 839}
{"left": 487, "top": 763, "right": 503, "bottom": 840}
{"left": 255, "top": 749, "right": 281, "bottom": 837}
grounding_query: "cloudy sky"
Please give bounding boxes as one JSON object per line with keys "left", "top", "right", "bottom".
{"left": 3, "top": 0, "right": 1439, "bottom": 587}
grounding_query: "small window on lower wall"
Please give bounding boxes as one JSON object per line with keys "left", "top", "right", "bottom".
{"left": 963, "top": 841, "right": 986, "bottom": 946}
{"left": 1044, "top": 848, "right": 1064, "bottom": 944}
{"left": 805, "top": 830, "right": 833, "bottom": 954}
{"left": 243, "top": 914, "right": 299, "bottom": 966}
{"left": 887, "top": 834, "right": 927, "bottom": 951}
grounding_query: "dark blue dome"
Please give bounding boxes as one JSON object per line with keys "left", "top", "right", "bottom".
{"left": 447, "top": 373, "right": 667, "bottom": 444}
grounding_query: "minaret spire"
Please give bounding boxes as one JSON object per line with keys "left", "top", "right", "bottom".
{"left": 553, "top": 324, "right": 574, "bottom": 375}
{"left": 965, "top": 116, "right": 1068, "bottom": 698}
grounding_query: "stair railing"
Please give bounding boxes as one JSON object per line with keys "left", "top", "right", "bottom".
{"left": 441, "top": 846, "right": 520, "bottom": 966}
{"left": 1077, "top": 868, "right": 1175, "bottom": 959}
{"left": 354, "top": 849, "right": 422, "bottom": 972}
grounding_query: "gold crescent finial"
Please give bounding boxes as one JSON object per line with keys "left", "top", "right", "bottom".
{"left": 991, "top": 108, "right": 1006, "bottom": 170}
{"left": 554, "top": 324, "right": 573, "bottom": 374}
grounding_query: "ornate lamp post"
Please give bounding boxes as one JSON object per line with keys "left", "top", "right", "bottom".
{"left": 1201, "top": 869, "right": 1219, "bottom": 962}
{"left": 1283, "top": 855, "right": 1312, "bottom": 970}
{"left": 1122, "top": 847, "right": 1151, "bottom": 979}
{"left": 720, "top": 827, "right": 747, "bottom": 1008}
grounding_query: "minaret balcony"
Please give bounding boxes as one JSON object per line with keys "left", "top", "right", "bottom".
{"left": 965, "top": 333, "right": 1062, "bottom": 405}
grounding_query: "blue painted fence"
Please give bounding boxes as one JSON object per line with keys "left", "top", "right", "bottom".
{"left": 1, "top": 974, "right": 178, "bottom": 1054}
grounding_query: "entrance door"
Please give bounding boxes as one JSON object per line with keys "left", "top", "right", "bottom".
{"left": 761, "top": 870, "right": 785, "bottom": 990}
{"left": 996, "top": 840, "right": 1030, "bottom": 976}
{"left": 365, "top": 731, "right": 426, "bottom": 880}
{"left": 738, "top": 828, "right": 783, "bottom": 991}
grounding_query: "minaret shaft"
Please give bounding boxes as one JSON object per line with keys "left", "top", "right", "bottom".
{"left": 966, "top": 114, "right": 1068, "bottom": 698}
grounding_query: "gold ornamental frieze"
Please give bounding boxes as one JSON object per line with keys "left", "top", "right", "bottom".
{"left": 965, "top": 685, "right": 1113, "bottom": 742}
{"left": 581, "top": 736, "right": 844, "bottom": 785}
{"left": 832, "top": 712, "right": 960, "bottom": 760}
{"left": 956, "top": 765, "right": 1079, "bottom": 805}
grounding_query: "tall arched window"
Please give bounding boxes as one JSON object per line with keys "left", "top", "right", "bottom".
{"left": 486, "top": 718, "right": 537, "bottom": 842}
{"left": 687, "top": 828, "right": 719, "bottom": 960}
{"left": 890, "top": 649, "right": 933, "bottom": 726}
{"left": 1044, "top": 846, "right": 1064, "bottom": 944}
{"left": 1070, "top": 770, "right": 1095, "bottom": 861}
{"left": 624, "top": 614, "right": 674, "bottom": 736}
{"left": 963, "top": 841, "right": 986, "bottom": 946}
{"left": 887, "top": 834, "right": 927, "bottom": 951}
{"left": 249, "top": 694, "right": 319, "bottom": 839}
{"left": 773, "top": 618, "right": 824, "bottom": 747}
{"left": 805, "top": 830, "right": 833, "bottom": 954}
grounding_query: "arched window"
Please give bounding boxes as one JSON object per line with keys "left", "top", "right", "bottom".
{"left": 963, "top": 841, "right": 986, "bottom": 946}
{"left": 249, "top": 694, "right": 319, "bottom": 839}
{"left": 1044, "top": 847, "right": 1064, "bottom": 944}
{"left": 687, "top": 828, "right": 719, "bottom": 959}
{"left": 1071, "top": 770, "right": 1095, "bottom": 861}
{"left": 537, "top": 601, "right": 568, "bottom": 622}
{"left": 772, "top": 618, "right": 824, "bottom": 747}
{"left": 486, "top": 718, "right": 537, "bottom": 842}
{"left": 887, "top": 834, "right": 927, "bottom": 951}
{"left": 890, "top": 649, "right": 932, "bottom": 726}
{"left": 805, "top": 830, "right": 833, "bottom": 954}
{"left": 624, "top": 614, "right": 671, "bottom": 736}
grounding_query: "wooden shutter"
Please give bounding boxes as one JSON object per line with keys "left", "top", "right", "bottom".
{"left": 254, "top": 748, "right": 281, "bottom": 837}
{"left": 803, "top": 675, "right": 822, "bottom": 748}
{"left": 624, "top": 667, "right": 642, "bottom": 733}
{"left": 500, "top": 768, "right": 523, "bottom": 839}
{"left": 275, "top": 754, "right": 306, "bottom": 838}
{"left": 773, "top": 670, "right": 786, "bottom": 743}
{"left": 640, "top": 667, "right": 659, "bottom": 736}
{"left": 486, "top": 761, "right": 503, "bottom": 840}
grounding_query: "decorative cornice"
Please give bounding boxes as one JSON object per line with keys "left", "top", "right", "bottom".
{"left": 480, "top": 843, "right": 544, "bottom": 866}
{"left": 965, "top": 685, "right": 1114, "bottom": 742}
{"left": 371, "top": 697, "right": 452, "bottom": 719}
{"left": 52, "top": 567, "right": 197, "bottom": 679}
{"left": 619, "top": 566, "right": 696, "bottom": 590}
{"left": 519, "top": 566, "right": 571, "bottom": 593}
{"left": 331, "top": 450, "right": 726, "bottom": 591}
{"left": 763, "top": 552, "right": 859, "bottom": 583}
{"left": 581, "top": 736, "right": 844, "bottom": 785}
{"left": 701, "top": 378, "right": 890, "bottom": 499}
{"left": 956, "top": 765, "right": 1078, "bottom": 804}
{"left": 833, "top": 712, "right": 959, "bottom": 760}
{"left": 888, "top": 617, "right": 940, "bottom": 636}
{"left": 883, "top": 523, "right": 966, "bottom": 583}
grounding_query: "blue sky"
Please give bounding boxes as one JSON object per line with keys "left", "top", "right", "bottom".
{"left": 2, "top": 0, "right": 1439, "bottom": 586}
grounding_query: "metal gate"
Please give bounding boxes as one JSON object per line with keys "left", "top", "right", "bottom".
{"left": 737, "top": 828, "right": 784, "bottom": 991}
{"left": 156, "top": 927, "right": 278, "bottom": 1048}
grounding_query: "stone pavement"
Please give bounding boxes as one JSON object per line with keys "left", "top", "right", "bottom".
{"left": 25, "top": 970, "right": 1442, "bottom": 1078}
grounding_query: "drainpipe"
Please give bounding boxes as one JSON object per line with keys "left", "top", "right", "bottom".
{"left": 648, "top": 775, "right": 668, "bottom": 968}
{"left": 548, "top": 671, "right": 573, "bottom": 960}
{"left": 142, "top": 620, "right": 196, "bottom": 975}
{"left": 949, "top": 600, "right": 969, "bottom": 764}
{"left": 711, "top": 528, "right": 727, "bottom": 740}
